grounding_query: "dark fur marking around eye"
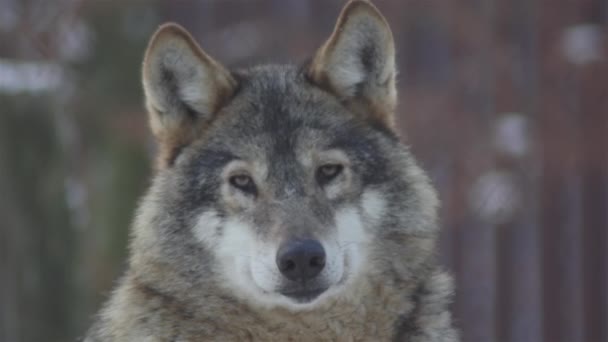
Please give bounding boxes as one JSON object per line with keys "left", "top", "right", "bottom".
{"left": 329, "top": 124, "right": 392, "bottom": 185}
{"left": 192, "top": 150, "right": 237, "bottom": 173}
{"left": 177, "top": 150, "right": 237, "bottom": 210}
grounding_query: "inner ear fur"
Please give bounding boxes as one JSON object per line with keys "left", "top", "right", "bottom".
{"left": 142, "top": 23, "right": 237, "bottom": 168}
{"left": 308, "top": 0, "right": 397, "bottom": 129}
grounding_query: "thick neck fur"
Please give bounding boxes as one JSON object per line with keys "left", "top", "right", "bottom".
{"left": 118, "top": 258, "right": 424, "bottom": 341}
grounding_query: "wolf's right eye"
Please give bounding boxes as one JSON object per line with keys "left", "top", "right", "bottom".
{"left": 316, "top": 164, "right": 344, "bottom": 186}
{"left": 229, "top": 174, "right": 257, "bottom": 195}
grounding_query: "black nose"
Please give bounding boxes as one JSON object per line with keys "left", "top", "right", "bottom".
{"left": 276, "top": 239, "right": 326, "bottom": 282}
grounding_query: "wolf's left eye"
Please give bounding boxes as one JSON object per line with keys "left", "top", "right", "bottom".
{"left": 316, "top": 164, "right": 344, "bottom": 185}
{"left": 229, "top": 174, "right": 257, "bottom": 195}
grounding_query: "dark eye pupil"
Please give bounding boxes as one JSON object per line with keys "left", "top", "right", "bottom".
{"left": 234, "top": 175, "right": 250, "bottom": 186}
{"left": 322, "top": 165, "right": 338, "bottom": 176}
{"left": 317, "top": 164, "right": 343, "bottom": 185}
{"left": 229, "top": 175, "right": 256, "bottom": 194}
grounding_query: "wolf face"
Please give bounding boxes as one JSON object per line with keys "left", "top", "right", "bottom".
{"left": 134, "top": 0, "right": 438, "bottom": 312}
{"left": 184, "top": 96, "right": 393, "bottom": 309}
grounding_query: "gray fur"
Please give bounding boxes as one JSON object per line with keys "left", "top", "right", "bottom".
{"left": 86, "top": 1, "right": 458, "bottom": 341}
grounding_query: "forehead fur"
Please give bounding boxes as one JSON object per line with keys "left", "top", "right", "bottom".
{"left": 229, "top": 65, "right": 349, "bottom": 133}
{"left": 177, "top": 64, "right": 398, "bottom": 185}
{"left": 205, "top": 64, "right": 396, "bottom": 150}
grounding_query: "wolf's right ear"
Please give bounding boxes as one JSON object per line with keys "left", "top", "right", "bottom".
{"left": 142, "top": 23, "right": 236, "bottom": 167}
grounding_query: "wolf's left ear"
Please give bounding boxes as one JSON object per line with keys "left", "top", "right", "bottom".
{"left": 308, "top": 0, "right": 396, "bottom": 128}
{"left": 142, "top": 23, "right": 237, "bottom": 167}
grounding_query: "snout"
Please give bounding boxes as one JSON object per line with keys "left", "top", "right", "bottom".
{"left": 276, "top": 239, "right": 326, "bottom": 282}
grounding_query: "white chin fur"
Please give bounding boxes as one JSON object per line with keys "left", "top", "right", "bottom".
{"left": 190, "top": 189, "right": 385, "bottom": 310}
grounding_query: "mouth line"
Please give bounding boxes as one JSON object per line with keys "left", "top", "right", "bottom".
{"left": 280, "top": 287, "right": 328, "bottom": 303}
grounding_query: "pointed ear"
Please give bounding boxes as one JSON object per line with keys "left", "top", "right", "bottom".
{"left": 142, "top": 23, "right": 237, "bottom": 167}
{"left": 308, "top": 0, "right": 397, "bottom": 128}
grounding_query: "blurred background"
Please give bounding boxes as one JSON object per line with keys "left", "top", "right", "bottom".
{"left": 0, "top": 0, "right": 606, "bottom": 341}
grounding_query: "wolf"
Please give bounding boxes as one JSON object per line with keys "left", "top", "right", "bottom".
{"left": 85, "top": 1, "right": 458, "bottom": 341}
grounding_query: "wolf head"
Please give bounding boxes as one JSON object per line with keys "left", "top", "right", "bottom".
{"left": 132, "top": 0, "right": 439, "bottom": 312}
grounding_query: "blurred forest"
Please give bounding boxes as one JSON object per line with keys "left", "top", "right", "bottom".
{"left": 0, "top": 0, "right": 607, "bottom": 341}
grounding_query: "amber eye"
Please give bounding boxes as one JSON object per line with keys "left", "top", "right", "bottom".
{"left": 229, "top": 174, "right": 257, "bottom": 195}
{"left": 316, "top": 164, "right": 344, "bottom": 185}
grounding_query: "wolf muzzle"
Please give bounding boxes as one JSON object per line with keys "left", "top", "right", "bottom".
{"left": 276, "top": 238, "right": 326, "bottom": 282}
